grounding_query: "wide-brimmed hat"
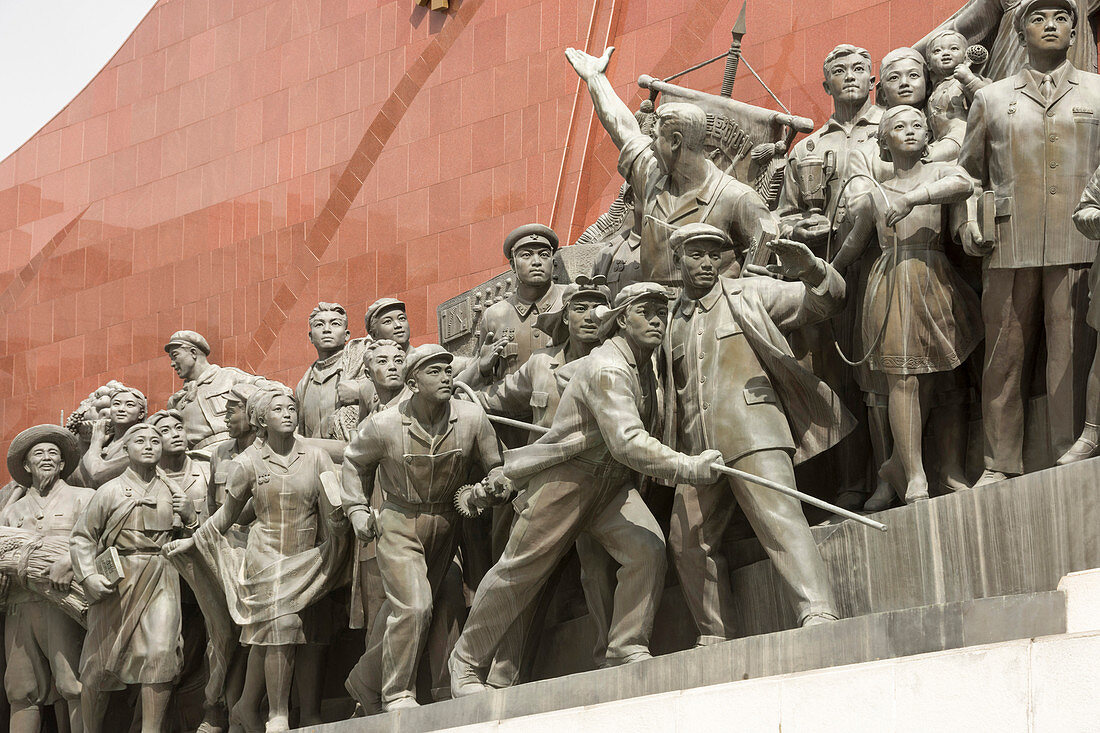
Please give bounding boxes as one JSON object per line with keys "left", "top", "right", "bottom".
{"left": 593, "top": 281, "right": 674, "bottom": 339}
{"left": 535, "top": 275, "right": 612, "bottom": 346}
{"left": 6, "top": 425, "right": 80, "bottom": 487}
{"left": 1015, "top": 0, "right": 1077, "bottom": 33}
{"left": 403, "top": 344, "right": 454, "bottom": 381}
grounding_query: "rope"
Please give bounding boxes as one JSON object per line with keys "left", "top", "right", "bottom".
{"left": 824, "top": 172, "right": 899, "bottom": 367}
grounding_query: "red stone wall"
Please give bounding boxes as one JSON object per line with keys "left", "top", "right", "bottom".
{"left": 0, "top": 0, "right": 969, "bottom": 457}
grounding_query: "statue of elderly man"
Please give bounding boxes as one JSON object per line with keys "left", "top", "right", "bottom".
{"left": 2, "top": 426, "right": 93, "bottom": 733}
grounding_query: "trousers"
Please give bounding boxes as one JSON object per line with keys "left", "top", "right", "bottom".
{"left": 453, "top": 458, "right": 665, "bottom": 670}
{"left": 981, "top": 266, "right": 1094, "bottom": 473}
{"left": 669, "top": 449, "right": 837, "bottom": 643}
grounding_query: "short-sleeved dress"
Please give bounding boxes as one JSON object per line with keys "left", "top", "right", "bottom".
{"left": 858, "top": 163, "right": 982, "bottom": 374}
{"left": 193, "top": 441, "right": 348, "bottom": 645}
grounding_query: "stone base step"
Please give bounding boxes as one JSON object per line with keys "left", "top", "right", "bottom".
{"left": 313, "top": 577, "right": 1086, "bottom": 732}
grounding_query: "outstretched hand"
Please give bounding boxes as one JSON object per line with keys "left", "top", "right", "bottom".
{"left": 765, "top": 238, "right": 821, "bottom": 282}
{"left": 565, "top": 46, "right": 614, "bottom": 81}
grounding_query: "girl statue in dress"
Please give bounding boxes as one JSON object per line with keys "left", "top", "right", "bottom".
{"left": 75, "top": 386, "right": 147, "bottom": 488}
{"left": 832, "top": 105, "right": 982, "bottom": 504}
{"left": 166, "top": 384, "right": 348, "bottom": 732}
{"left": 70, "top": 423, "right": 197, "bottom": 733}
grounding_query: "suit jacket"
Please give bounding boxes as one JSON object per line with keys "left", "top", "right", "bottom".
{"left": 167, "top": 364, "right": 260, "bottom": 447}
{"left": 502, "top": 336, "right": 711, "bottom": 487}
{"left": 665, "top": 270, "right": 856, "bottom": 465}
{"left": 960, "top": 62, "right": 1100, "bottom": 269}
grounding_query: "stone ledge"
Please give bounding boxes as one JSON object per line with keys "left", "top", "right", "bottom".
{"left": 312, "top": 588, "right": 1068, "bottom": 732}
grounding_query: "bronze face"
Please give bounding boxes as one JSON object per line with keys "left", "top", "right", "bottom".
{"left": 367, "top": 343, "right": 407, "bottom": 391}
{"left": 169, "top": 345, "right": 199, "bottom": 380}
{"left": 126, "top": 430, "right": 162, "bottom": 467}
{"left": 564, "top": 295, "right": 604, "bottom": 345}
{"left": 23, "top": 442, "right": 63, "bottom": 486}
{"left": 678, "top": 241, "right": 724, "bottom": 296}
{"left": 410, "top": 360, "right": 453, "bottom": 403}
{"left": 262, "top": 394, "right": 298, "bottom": 437}
{"left": 618, "top": 299, "right": 669, "bottom": 350}
{"left": 880, "top": 58, "right": 927, "bottom": 107}
{"left": 823, "top": 53, "right": 874, "bottom": 105}
{"left": 372, "top": 308, "right": 410, "bottom": 346}
{"left": 1021, "top": 8, "right": 1076, "bottom": 52}
{"left": 155, "top": 416, "right": 188, "bottom": 455}
{"left": 308, "top": 310, "right": 350, "bottom": 354}
{"left": 510, "top": 244, "right": 553, "bottom": 287}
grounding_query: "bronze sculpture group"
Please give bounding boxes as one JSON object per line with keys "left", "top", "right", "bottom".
{"left": 5, "top": 1, "right": 1100, "bottom": 730}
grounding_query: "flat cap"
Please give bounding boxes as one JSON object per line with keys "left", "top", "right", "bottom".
{"left": 365, "top": 297, "right": 406, "bottom": 330}
{"left": 6, "top": 425, "right": 80, "bottom": 487}
{"left": 404, "top": 343, "right": 454, "bottom": 380}
{"left": 669, "top": 222, "right": 735, "bottom": 252}
{"left": 594, "top": 281, "right": 674, "bottom": 339}
{"left": 1015, "top": 0, "right": 1077, "bottom": 32}
{"left": 503, "top": 223, "right": 559, "bottom": 259}
{"left": 164, "top": 330, "right": 211, "bottom": 356}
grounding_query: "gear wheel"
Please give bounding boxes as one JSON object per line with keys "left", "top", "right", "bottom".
{"left": 454, "top": 484, "right": 483, "bottom": 518}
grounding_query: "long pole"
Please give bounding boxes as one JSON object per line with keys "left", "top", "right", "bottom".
{"left": 455, "top": 383, "right": 888, "bottom": 532}
{"left": 710, "top": 463, "right": 887, "bottom": 532}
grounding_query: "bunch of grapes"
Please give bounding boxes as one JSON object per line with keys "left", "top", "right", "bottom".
{"left": 64, "top": 380, "right": 127, "bottom": 434}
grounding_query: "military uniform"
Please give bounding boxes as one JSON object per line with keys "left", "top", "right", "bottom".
{"left": 452, "top": 335, "right": 717, "bottom": 674}
{"left": 591, "top": 232, "right": 642, "bottom": 301}
{"left": 0, "top": 480, "right": 93, "bottom": 712}
{"left": 666, "top": 265, "right": 848, "bottom": 638}
{"left": 167, "top": 364, "right": 260, "bottom": 450}
{"left": 617, "top": 133, "right": 776, "bottom": 285}
{"left": 960, "top": 59, "right": 1100, "bottom": 473}
{"left": 474, "top": 284, "right": 568, "bottom": 379}
{"left": 342, "top": 398, "right": 502, "bottom": 707}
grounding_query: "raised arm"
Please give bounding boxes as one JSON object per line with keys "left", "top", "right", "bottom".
{"left": 565, "top": 47, "right": 642, "bottom": 151}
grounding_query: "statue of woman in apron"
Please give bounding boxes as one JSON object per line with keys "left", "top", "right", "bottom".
{"left": 166, "top": 384, "right": 348, "bottom": 732}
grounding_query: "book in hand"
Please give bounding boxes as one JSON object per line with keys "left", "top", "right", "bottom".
{"left": 94, "top": 547, "right": 125, "bottom": 584}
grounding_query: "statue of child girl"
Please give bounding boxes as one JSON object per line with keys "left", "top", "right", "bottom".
{"left": 166, "top": 384, "right": 348, "bottom": 732}
{"left": 832, "top": 106, "right": 982, "bottom": 504}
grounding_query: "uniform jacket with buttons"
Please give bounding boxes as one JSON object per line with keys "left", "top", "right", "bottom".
{"left": 960, "top": 61, "right": 1100, "bottom": 269}
{"left": 665, "top": 270, "right": 856, "bottom": 466}
{"left": 502, "top": 336, "right": 711, "bottom": 487}
{"left": 591, "top": 231, "right": 642, "bottom": 300}
{"left": 475, "top": 284, "right": 568, "bottom": 379}
{"left": 167, "top": 364, "right": 261, "bottom": 447}
{"left": 476, "top": 343, "right": 569, "bottom": 430}
{"left": 341, "top": 398, "right": 502, "bottom": 511}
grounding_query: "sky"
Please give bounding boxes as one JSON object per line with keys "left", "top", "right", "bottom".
{"left": 0, "top": 0, "right": 158, "bottom": 162}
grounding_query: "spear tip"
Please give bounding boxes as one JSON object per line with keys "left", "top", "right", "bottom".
{"left": 732, "top": 1, "right": 747, "bottom": 37}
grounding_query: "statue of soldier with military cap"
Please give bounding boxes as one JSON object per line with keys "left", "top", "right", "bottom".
{"left": 164, "top": 330, "right": 261, "bottom": 453}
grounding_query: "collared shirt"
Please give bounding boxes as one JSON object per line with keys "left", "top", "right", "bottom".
{"left": 590, "top": 232, "right": 642, "bottom": 300}
{"left": 476, "top": 283, "right": 568, "bottom": 378}
{"left": 501, "top": 336, "right": 710, "bottom": 487}
{"left": 168, "top": 363, "right": 260, "bottom": 448}
{"left": 0, "top": 480, "right": 95, "bottom": 605}
{"left": 161, "top": 454, "right": 212, "bottom": 524}
{"left": 618, "top": 134, "right": 775, "bottom": 284}
{"left": 777, "top": 103, "right": 884, "bottom": 236}
{"left": 342, "top": 398, "right": 502, "bottom": 511}
{"left": 295, "top": 349, "right": 346, "bottom": 439}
